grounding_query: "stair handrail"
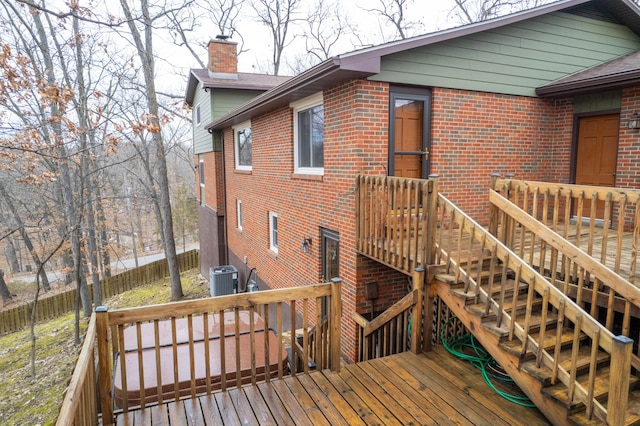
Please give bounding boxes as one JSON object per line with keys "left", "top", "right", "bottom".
{"left": 436, "top": 193, "right": 631, "bottom": 425}
{"left": 491, "top": 178, "right": 640, "bottom": 286}
{"left": 352, "top": 268, "right": 425, "bottom": 361}
{"left": 491, "top": 189, "right": 640, "bottom": 311}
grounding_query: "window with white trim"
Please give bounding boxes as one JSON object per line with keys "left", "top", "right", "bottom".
{"left": 233, "top": 120, "right": 252, "bottom": 170}
{"left": 236, "top": 199, "right": 243, "bottom": 230}
{"left": 195, "top": 104, "right": 201, "bottom": 126}
{"left": 291, "top": 92, "right": 324, "bottom": 174}
{"left": 269, "top": 212, "right": 278, "bottom": 253}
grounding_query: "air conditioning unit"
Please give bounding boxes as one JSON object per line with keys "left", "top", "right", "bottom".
{"left": 209, "top": 265, "right": 238, "bottom": 297}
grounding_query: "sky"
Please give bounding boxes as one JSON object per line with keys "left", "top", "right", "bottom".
{"left": 192, "top": 0, "right": 458, "bottom": 74}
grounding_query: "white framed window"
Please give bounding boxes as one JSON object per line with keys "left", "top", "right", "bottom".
{"left": 236, "top": 199, "right": 243, "bottom": 230}
{"left": 269, "top": 211, "right": 278, "bottom": 253}
{"left": 199, "top": 157, "right": 204, "bottom": 187}
{"left": 195, "top": 104, "right": 201, "bottom": 126}
{"left": 233, "top": 120, "right": 252, "bottom": 170}
{"left": 291, "top": 92, "right": 324, "bottom": 175}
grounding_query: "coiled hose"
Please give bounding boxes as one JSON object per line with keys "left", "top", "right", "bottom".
{"left": 440, "top": 317, "right": 535, "bottom": 407}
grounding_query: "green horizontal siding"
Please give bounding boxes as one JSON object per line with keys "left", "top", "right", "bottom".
{"left": 193, "top": 85, "right": 213, "bottom": 154}
{"left": 211, "top": 89, "right": 264, "bottom": 120}
{"left": 371, "top": 11, "right": 640, "bottom": 97}
{"left": 193, "top": 87, "right": 265, "bottom": 154}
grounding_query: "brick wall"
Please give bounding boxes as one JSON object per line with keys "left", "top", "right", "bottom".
{"left": 618, "top": 87, "right": 640, "bottom": 189}
{"left": 215, "top": 78, "right": 640, "bottom": 360}
{"left": 223, "top": 80, "right": 391, "bottom": 361}
{"left": 199, "top": 151, "right": 224, "bottom": 213}
{"left": 430, "top": 88, "right": 573, "bottom": 221}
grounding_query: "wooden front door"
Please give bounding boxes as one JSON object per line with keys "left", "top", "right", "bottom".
{"left": 390, "top": 93, "right": 429, "bottom": 178}
{"left": 575, "top": 114, "right": 619, "bottom": 218}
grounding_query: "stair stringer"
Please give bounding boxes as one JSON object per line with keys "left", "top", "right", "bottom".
{"left": 436, "top": 278, "right": 570, "bottom": 426}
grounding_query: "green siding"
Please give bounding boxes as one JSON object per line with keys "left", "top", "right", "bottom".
{"left": 193, "top": 84, "right": 213, "bottom": 154}
{"left": 574, "top": 90, "right": 622, "bottom": 114}
{"left": 371, "top": 11, "right": 640, "bottom": 97}
{"left": 193, "top": 87, "right": 265, "bottom": 154}
{"left": 211, "top": 89, "right": 264, "bottom": 120}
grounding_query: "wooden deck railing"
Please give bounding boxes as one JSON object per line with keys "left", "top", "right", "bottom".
{"left": 352, "top": 268, "right": 427, "bottom": 361}
{"left": 436, "top": 193, "right": 632, "bottom": 425}
{"left": 55, "top": 313, "right": 98, "bottom": 426}
{"left": 55, "top": 279, "right": 342, "bottom": 426}
{"left": 490, "top": 188, "right": 640, "bottom": 355}
{"left": 491, "top": 178, "right": 640, "bottom": 285}
{"left": 356, "top": 175, "right": 438, "bottom": 274}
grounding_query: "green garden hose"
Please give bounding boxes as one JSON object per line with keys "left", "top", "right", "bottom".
{"left": 440, "top": 317, "right": 536, "bottom": 407}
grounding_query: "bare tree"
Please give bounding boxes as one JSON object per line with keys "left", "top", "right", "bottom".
{"left": 450, "top": 0, "right": 550, "bottom": 24}
{"left": 165, "top": 0, "right": 246, "bottom": 71}
{"left": 0, "top": 270, "right": 11, "bottom": 305}
{"left": 363, "top": 0, "right": 424, "bottom": 41}
{"left": 251, "top": 0, "right": 301, "bottom": 75}
{"left": 302, "top": 0, "right": 352, "bottom": 62}
{"left": 118, "top": 0, "right": 184, "bottom": 300}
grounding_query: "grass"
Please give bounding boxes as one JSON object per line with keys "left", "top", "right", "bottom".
{"left": 0, "top": 269, "right": 209, "bottom": 426}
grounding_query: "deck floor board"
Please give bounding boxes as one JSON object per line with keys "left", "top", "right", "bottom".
{"left": 113, "top": 346, "right": 550, "bottom": 425}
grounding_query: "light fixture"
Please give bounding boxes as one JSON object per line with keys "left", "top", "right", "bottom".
{"left": 629, "top": 111, "right": 640, "bottom": 130}
{"left": 301, "top": 237, "right": 312, "bottom": 253}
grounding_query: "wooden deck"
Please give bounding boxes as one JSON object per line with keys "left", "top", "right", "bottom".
{"left": 112, "top": 346, "right": 550, "bottom": 425}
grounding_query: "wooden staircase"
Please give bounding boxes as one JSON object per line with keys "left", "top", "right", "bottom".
{"left": 437, "top": 271, "right": 640, "bottom": 425}
{"left": 356, "top": 175, "right": 640, "bottom": 425}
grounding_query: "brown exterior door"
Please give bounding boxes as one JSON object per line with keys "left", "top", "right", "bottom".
{"left": 575, "top": 114, "right": 619, "bottom": 218}
{"left": 389, "top": 92, "right": 429, "bottom": 178}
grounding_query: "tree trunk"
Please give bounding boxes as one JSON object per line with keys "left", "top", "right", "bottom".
{"left": 4, "top": 240, "right": 20, "bottom": 275}
{"left": 31, "top": 9, "right": 92, "bottom": 317}
{"left": 120, "top": 0, "right": 183, "bottom": 300}
{"left": 0, "top": 270, "right": 12, "bottom": 305}
{"left": 95, "top": 183, "right": 111, "bottom": 278}
{"left": 0, "top": 181, "right": 51, "bottom": 292}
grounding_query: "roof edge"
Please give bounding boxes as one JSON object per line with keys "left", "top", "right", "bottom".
{"left": 537, "top": 69, "right": 640, "bottom": 97}
{"left": 206, "top": 59, "right": 351, "bottom": 132}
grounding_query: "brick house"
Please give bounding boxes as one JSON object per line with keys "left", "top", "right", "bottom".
{"left": 191, "top": 0, "right": 640, "bottom": 361}
{"left": 184, "top": 38, "right": 290, "bottom": 278}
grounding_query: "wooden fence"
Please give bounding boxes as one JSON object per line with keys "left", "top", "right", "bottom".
{"left": 0, "top": 250, "right": 199, "bottom": 335}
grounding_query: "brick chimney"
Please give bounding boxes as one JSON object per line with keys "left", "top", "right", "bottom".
{"left": 207, "top": 37, "right": 238, "bottom": 79}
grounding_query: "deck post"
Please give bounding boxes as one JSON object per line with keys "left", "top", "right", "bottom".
{"left": 330, "top": 278, "right": 342, "bottom": 372}
{"left": 608, "top": 335, "right": 632, "bottom": 426}
{"left": 489, "top": 173, "right": 501, "bottom": 238}
{"left": 95, "top": 306, "right": 114, "bottom": 425}
{"left": 411, "top": 267, "right": 425, "bottom": 354}
{"left": 425, "top": 175, "right": 439, "bottom": 265}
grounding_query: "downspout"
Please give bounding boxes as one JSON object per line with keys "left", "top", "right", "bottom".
{"left": 211, "top": 129, "right": 229, "bottom": 265}
{"left": 220, "top": 131, "right": 229, "bottom": 265}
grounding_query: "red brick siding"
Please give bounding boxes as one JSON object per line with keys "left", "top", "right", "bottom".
{"left": 224, "top": 80, "right": 391, "bottom": 361}
{"left": 200, "top": 151, "right": 224, "bottom": 214}
{"left": 430, "top": 88, "right": 572, "bottom": 220}
{"left": 207, "top": 40, "right": 237, "bottom": 74}
{"left": 618, "top": 87, "right": 640, "bottom": 189}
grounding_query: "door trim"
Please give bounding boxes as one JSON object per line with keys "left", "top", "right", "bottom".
{"left": 388, "top": 87, "right": 432, "bottom": 178}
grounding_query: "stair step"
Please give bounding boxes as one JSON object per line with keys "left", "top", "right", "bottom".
{"left": 500, "top": 328, "right": 584, "bottom": 359}
{"left": 436, "top": 266, "right": 505, "bottom": 286}
{"left": 465, "top": 294, "right": 542, "bottom": 321}
{"left": 542, "top": 367, "right": 640, "bottom": 412}
{"left": 568, "top": 388, "right": 640, "bottom": 425}
{"left": 520, "top": 346, "right": 610, "bottom": 386}
{"left": 450, "top": 279, "right": 529, "bottom": 301}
